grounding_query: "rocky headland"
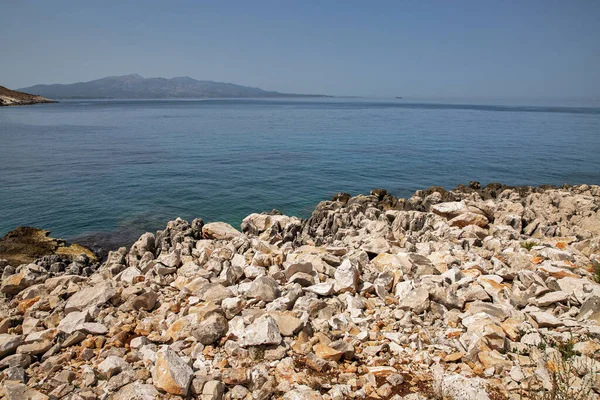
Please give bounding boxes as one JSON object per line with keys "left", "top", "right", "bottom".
{"left": 1, "top": 183, "right": 600, "bottom": 400}
{"left": 0, "top": 86, "right": 55, "bottom": 106}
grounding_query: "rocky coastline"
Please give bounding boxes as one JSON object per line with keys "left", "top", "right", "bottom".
{"left": 1, "top": 183, "right": 600, "bottom": 399}
{"left": 0, "top": 86, "right": 55, "bottom": 106}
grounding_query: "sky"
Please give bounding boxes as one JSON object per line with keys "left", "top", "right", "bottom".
{"left": 1, "top": 0, "right": 599, "bottom": 101}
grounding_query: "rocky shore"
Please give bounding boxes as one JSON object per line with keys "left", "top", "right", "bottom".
{"left": 0, "top": 86, "right": 55, "bottom": 106}
{"left": 1, "top": 183, "right": 599, "bottom": 400}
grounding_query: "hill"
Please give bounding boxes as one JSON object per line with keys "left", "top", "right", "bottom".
{"left": 0, "top": 85, "right": 55, "bottom": 106}
{"left": 18, "top": 74, "right": 327, "bottom": 99}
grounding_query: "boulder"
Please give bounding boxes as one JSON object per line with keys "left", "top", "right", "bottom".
{"left": 0, "top": 334, "right": 23, "bottom": 358}
{"left": 334, "top": 259, "right": 359, "bottom": 293}
{"left": 202, "top": 222, "right": 242, "bottom": 240}
{"left": 398, "top": 287, "right": 430, "bottom": 314}
{"left": 192, "top": 313, "right": 229, "bottom": 345}
{"left": 152, "top": 348, "right": 194, "bottom": 396}
{"left": 57, "top": 311, "right": 90, "bottom": 334}
{"left": 449, "top": 212, "right": 489, "bottom": 228}
{"left": 248, "top": 276, "right": 280, "bottom": 302}
{"left": 269, "top": 312, "right": 303, "bottom": 336}
{"left": 64, "top": 282, "right": 117, "bottom": 313}
{"left": 197, "top": 283, "right": 233, "bottom": 304}
{"left": 2, "top": 380, "right": 48, "bottom": 400}
{"left": 431, "top": 202, "right": 469, "bottom": 218}
{"left": 98, "top": 356, "right": 130, "bottom": 379}
{"left": 202, "top": 380, "right": 225, "bottom": 400}
{"left": 130, "top": 291, "right": 158, "bottom": 311}
{"left": 113, "top": 381, "right": 161, "bottom": 400}
{"left": 242, "top": 315, "right": 282, "bottom": 347}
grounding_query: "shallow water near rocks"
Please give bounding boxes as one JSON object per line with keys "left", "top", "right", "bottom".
{"left": 1, "top": 98, "right": 599, "bottom": 243}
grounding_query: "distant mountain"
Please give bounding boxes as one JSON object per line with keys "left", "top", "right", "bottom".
{"left": 18, "top": 74, "right": 327, "bottom": 99}
{"left": 0, "top": 85, "right": 55, "bottom": 106}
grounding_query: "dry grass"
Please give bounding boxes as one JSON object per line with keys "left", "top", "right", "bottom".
{"left": 519, "top": 352, "right": 595, "bottom": 400}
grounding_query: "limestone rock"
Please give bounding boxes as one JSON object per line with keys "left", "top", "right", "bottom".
{"left": 130, "top": 291, "right": 158, "bottom": 311}
{"left": 202, "top": 222, "right": 242, "bottom": 240}
{"left": 201, "top": 380, "right": 225, "bottom": 400}
{"left": 241, "top": 315, "right": 282, "bottom": 347}
{"left": 0, "top": 334, "right": 23, "bottom": 358}
{"left": 2, "top": 380, "right": 48, "bottom": 400}
{"left": 248, "top": 276, "right": 280, "bottom": 302}
{"left": 398, "top": 288, "right": 430, "bottom": 314}
{"left": 152, "top": 348, "right": 194, "bottom": 396}
{"left": 98, "top": 356, "right": 130, "bottom": 379}
{"left": 192, "top": 313, "right": 229, "bottom": 345}
{"left": 449, "top": 212, "right": 489, "bottom": 228}
{"left": 64, "top": 282, "right": 117, "bottom": 313}
{"left": 113, "top": 381, "right": 161, "bottom": 400}
{"left": 334, "top": 259, "right": 359, "bottom": 293}
{"left": 269, "top": 312, "right": 303, "bottom": 336}
{"left": 431, "top": 201, "right": 469, "bottom": 218}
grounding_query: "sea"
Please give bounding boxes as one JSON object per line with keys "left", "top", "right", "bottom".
{"left": 1, "top": 98, "right": 599, "bottom": 247}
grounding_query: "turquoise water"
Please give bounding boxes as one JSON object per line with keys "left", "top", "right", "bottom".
{"left": 1, "top": 99, "right": 599, "bottom": 243}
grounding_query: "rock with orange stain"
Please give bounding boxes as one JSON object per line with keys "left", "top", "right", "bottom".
{"left": 477, "top": 350, "right": 512, "bottom": 372}
{"left": 17, "top": 296, "right": 40, "bottom": 314}
{"left": 500, "top": 318, "right": 523, "bottom": 341}
{"left": 449, "top": 212, "right": 489, "bottom": 228}
{"left": 531, "top": 256, "right": 544, "bottom": 265}
{"left": 366, "top": 366, "right": 398, "bottom": 376}
{"left": 313, "top": 342, "right": 342, "bottom": 362}
{"left": 152, "top": 348, "right": 193, "bottom": 396}
{"left": 1, "top": 271, "right": 41, "bottom": 296}
{"left": 444, "top": 351, "right": 465, "bottom": 362}
{"left": 477, "top": 275, "right": 510, "bottom": 295}
{"left": 537, "top": 264, "right": 578, "bottom": 279}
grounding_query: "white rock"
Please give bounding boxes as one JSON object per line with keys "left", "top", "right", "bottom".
{"left": 97, "top": 356, "right": 130, "bottom": 379}
{"left": 241, "top": 315, "right": 282, "bottom": 347}
{"left": 533, "top": 291, "right": 568, "bottom": 307}
{"left": 64, "top": 282, "right": 116, "bottom": 314}
{"left": 431, "top": 201, "right": 469, "bottom": 218}
{"left": 334, "top": 259, "right": 359, "bottom": 293}
{"left": 57, "top": 311, "right": 90, "bottom": 334}
{"left": 201, "top": 380, "right": 225, "bottom": 400}
{"left": 530, "top": 311, "right": 562, "bottom": 327}
{"left": 202, "top": 222, "right": 242, "bottom": 240}
{"left": 305, "top": 282, "right": 334, "bottom": 296}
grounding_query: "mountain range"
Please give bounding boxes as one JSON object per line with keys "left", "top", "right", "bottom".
{"left": 18, "top": 74, "right": 327, "bottom": 99}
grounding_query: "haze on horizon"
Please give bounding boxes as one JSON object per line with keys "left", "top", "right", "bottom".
{"left": 2, "top": 0, "right": 599, "bottom": 103}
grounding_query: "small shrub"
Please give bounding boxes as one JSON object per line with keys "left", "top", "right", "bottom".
{"left": 557, "top": 337, "right": 578, "bottom": 361}
{"left": 593, "top": 264, "right": 600, "bottom": 284}
{"left": 521, "top": 241, "right": 536, "bottom": 251}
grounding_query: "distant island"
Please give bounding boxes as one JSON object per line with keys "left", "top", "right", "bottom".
{"left": 18, "top": 74, "right": 329, "bottom": 99}
{"left": 0, "top": 85, "right": 55, "bottom": 106}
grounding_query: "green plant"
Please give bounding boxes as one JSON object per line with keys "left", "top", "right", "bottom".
{"left": 537, "top": 341, "right": 547, "bottom": 351}
{"left": 557, "top": 337, "right": 579, "bottom": 361}
{"left": 593, "top": 263, "right": 600, "bottom": 284}
{"left": 521, "top": 241, "right": 536, "bottom": 251}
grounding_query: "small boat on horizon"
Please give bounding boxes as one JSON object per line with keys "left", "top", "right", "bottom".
{"left": 396, "top": 96, "right": 402, "bottom": 99}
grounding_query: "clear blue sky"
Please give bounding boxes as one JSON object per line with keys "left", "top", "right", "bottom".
{"left": 2, "top": 0, "right": 599, "bottom": 101}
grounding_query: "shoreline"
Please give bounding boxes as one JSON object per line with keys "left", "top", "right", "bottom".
{"left": 1, "top": 181, "right": 599, "bottom": 398}
{"left": 0, "top": 182, "right": 581, "bottom": 262}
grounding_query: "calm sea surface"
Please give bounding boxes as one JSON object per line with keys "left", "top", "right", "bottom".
{"left": 1, "top": 99, "right": 599, "bottom": 243}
